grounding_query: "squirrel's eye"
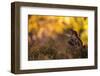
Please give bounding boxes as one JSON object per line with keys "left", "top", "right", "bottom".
{"left": 68, "top": 39, "right": 75, "bottom": 46}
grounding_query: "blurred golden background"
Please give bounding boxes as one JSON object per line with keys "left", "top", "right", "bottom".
{"left": 28, "top": 15, "right": 88, "bottom": 46}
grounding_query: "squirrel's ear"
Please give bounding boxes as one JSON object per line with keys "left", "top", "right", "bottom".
{"left": 66, "top": 29, "right": 77, "bottom": 36}
{"left": 69, "top": 29, "right": 78, "bottom": 37}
